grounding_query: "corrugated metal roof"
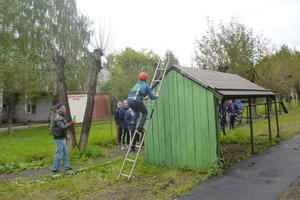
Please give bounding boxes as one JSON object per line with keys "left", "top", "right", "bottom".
{"left": 169, "top": 65, "right": 275, "bottom": 98}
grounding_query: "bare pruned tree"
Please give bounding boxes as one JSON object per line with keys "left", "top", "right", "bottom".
{"left": 78, "top": 22, "right": 112, "bottom": 150}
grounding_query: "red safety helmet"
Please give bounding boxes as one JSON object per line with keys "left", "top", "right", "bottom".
{"left": 138, "top": 72, "right": 148, "bottom": 80}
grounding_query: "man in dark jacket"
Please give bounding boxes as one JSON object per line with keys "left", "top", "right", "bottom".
{"left": 51, "top": 104, "right": 75, "bottom": 173}
{"left": 125, "top": 107, "right": 138, "bottom": 152}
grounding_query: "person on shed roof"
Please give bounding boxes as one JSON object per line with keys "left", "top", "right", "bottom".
{"left": 127, "top": 72, "right": 159, "bottom": 134}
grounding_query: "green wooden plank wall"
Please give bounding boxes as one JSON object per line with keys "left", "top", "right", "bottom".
{"left": 145, "top": 70, "right": 218, "bottom": 170}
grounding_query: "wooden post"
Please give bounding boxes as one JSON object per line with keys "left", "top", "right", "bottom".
{"left": 222, "top": 100, "right": 226, "bottom": 135}
{"left": 274, "top": 98, "right": 280, "bottom": 138}
{"left": 110, "top": 118, "right": 113, "bottom": 136}
{"left": 266, "top": 97, "right": 272, "bottom": 142}
{"left": 249, "top": 97, "right": 254, "bottom": 154}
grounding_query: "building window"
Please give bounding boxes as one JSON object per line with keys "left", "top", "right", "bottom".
{"left": 27, "top": 104, "right": 31, "bottom": 113}
{"left": 32, "top": 105, "right": 36, "bottom": 114}
{"left": 26, "top": 104, "right": 36, "bottom": 114}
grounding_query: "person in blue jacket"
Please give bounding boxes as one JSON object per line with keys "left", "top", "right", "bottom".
{"left": 227, "top": 99, "right": 237, "bottom": 129}
{"left": 127, "top": 72, "right": 159, "bottom": 134}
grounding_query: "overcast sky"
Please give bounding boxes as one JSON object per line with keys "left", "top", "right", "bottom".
{"left": 76, "top": 0, "right": 300, "bottom": 66}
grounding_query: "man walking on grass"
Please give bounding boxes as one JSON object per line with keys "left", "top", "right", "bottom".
{"left": 51, "top": 104, "right": 75, "bottom": 173}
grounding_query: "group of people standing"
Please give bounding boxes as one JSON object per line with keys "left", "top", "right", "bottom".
{"left": 218, "top": 99, "right": 244, "bottom": 130}
{"left": 114, "top": 100, "right": 138, "bottom": 151}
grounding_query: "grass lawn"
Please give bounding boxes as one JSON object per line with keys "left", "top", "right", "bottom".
{"left": 0, "top": 107, "right": 300, "bottom": 199}
{"left": 222, "top": 107, "right": 300, "bottom": 167}
{"left": 0, "top": 121, "right": 116, "bottom": 174}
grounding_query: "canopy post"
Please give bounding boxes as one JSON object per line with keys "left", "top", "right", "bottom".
{"left": 274, "top": 97, "right": 280, "bottom": 138}
{"left": 266, "top": 97, "right": 272, "bottom": 142}
{"left": 221, "top": 100, "right": 226, "bottom": 136}
{"left": 248, "top": 97, "right": 254, "bottom": 154}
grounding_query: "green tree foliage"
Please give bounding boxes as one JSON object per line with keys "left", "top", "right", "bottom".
{"left": 256, "top": 45, "right": 300, "bottom": 106}
{"left": 0, "top": 0, "right": 91, "bottom": 136}
{"left": 256, "top": 45, "right": 293, "bottom": 95}
{"left": 163, "top": 50, "right": 180, "bottom": 68}
{"left": 0, "top": 0, "right": 53, "bottom": 132}
{"left": 194, "top": 18, "right": 269, "bottom": 81}
{"left": 102, "top": 48, "right": 159, "bottom": 101}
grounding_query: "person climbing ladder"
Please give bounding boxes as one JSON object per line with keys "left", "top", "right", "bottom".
{"left": 127, "top": 72, "right": 159, "bottom": 134}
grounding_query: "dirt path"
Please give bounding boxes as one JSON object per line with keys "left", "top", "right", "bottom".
{"left": 0, "top": 124, "right": 48, "bottom": 133}
{"left": 0, "top": 147, "right": 126, "bottom": 185}
{"left": 279, "top": 177, "right": 300, "bottom": 200}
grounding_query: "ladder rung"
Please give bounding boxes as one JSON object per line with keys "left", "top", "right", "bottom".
{"left": 153, "top": 80, "right": 161, "bottom": 82}
{"left": 120, "top": 173, "right": 130, "bottom": 178}
{"left": 135, "top": 145, "right": 141, "bottom": 148}
{"left": 157, "top": 68, "right": 166, "bottom": 70}
{"left": 126, "top": 159, "right": 135, "bottom": 162}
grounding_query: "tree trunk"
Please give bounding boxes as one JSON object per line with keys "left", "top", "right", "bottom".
{"left": 286, "top": 93, "right": 292, "bottom": 109}
{"left": 48, "top": 105, "right": 56, "bottom": 134}
{"left": 7, "top": 103, "right": 15, "bottom": 134}
{"left": 268, "top": 97, "right": 273, "bottom": 112}
{"left": 78, "top": 52, "right": 103, "bottom": 150}
{"left": 296, "top": 87, "right": 300, "bottom": 107}
{"left": 0, "top": 89, "right": 3, "bottom": 125}
{"left": 54, "top": 55, "right": 77, "bottom": 149}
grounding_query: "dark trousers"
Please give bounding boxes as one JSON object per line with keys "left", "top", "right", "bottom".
{"left": 228, "top": 113, "right": 236, "bottom": 129}
{"left": 129, "top": 129, "right": 139, "bottom": 150}
{"left": 117, "top": 126, "right": 123, "bottom": 146}
{"left": 118, "top": 127, "right": 130, "bottom": 146}
{"left": 129, "top": 129, "right": 145, "bottom": 151}
{"left": 128, "top": 100, "right": 148, "bottom": 128}
{"left": 123, "top": 128, "right": 130, "bottom": 145}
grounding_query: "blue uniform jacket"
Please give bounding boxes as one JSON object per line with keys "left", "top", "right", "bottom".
{"left": 127, "top": 80, "right": 157, "bottom": 101}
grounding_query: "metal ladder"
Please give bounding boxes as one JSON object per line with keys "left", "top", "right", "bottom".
{"left": 117, "top": 58, "right": 169, "bottom": 181}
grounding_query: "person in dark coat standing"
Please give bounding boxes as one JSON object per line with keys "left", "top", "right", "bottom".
{"left": 227, "top": 100, "right": 237, "bottom": 129}
{"left": 125, "top": 107, "right": 138, "bottom": 152}
{"left": 119, "top": 100, "right": 129, "bottom": 150}
{"left": 218, "top": 100, "right": 226, "bottom": 130}
{"left": 51, "top": 104, "right": 76, "bottom": 173}
{"left": 114, "top": 101, "right": 123, "bottom": 146}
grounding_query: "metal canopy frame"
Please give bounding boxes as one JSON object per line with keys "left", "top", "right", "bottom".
{"left": 221, "top": 94, "right": 280, "bottom": 154}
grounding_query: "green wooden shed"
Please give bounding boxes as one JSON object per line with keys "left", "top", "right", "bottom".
{"left": 144, "top": 65, "right": 275, "bottom": 170}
